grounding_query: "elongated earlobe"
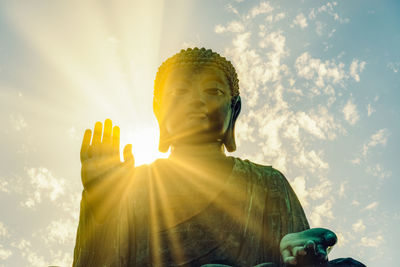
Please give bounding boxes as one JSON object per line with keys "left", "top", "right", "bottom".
{"left": 224, "top": 96, "right": 241, "bottom": 152}
{"left": 224, "top": 126, "right": 236, "bottom": 152}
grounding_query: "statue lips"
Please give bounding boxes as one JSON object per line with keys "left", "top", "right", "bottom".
{"left": 186, "top": 111, "right": 208, "bottom": 120}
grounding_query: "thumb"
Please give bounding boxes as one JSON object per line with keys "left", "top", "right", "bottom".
{"left": 323, "top": 230, "right": 337, "bottom": 247}
{"left": 123, "top": 144, "right": 135, "bottom": 166}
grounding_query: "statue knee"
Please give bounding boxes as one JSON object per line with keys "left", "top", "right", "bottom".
{"left": 328, "top": 257, "right": 366, "bottom": 266}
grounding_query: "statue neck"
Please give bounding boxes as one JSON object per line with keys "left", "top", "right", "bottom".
{"left": 169, "top": 142, "right": 227, "bottom": 161}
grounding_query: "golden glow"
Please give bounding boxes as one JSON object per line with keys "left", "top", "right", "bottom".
{"left": 4, "top": 0, "right": 167, "bottom": 165}
{"left": 123, "top": 122, "right": 169, "bottom": 166}
{"left": 3, "top": 1, "right": 263, "bottom": 265}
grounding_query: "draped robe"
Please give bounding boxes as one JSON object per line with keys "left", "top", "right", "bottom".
{"left": 73, "top": 157, "right": 309, "bottom": 266}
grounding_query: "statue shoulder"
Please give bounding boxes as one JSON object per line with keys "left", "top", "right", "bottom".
{"left": 240, "top": 158, "right": 289, "bottom": 190}
{"left": 132, "top": 158, "right": 169, "bottom": 184}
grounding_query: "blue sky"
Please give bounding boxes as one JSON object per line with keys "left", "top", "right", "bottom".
{"left": 0, "top": 1, "right": 399, "bottom": 266}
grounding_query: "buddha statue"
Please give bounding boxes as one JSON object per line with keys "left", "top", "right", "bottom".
{"left": 73, "top": 48, "right": 365, "bottom": 267}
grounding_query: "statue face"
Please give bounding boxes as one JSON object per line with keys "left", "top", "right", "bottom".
{"left": 160, "top": 66, "right": 233, "bottom": 146}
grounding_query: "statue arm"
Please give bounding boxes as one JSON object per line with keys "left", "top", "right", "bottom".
{"left": 73, "top": 119, "right": 136, "bottom": 266}
{"left": 274, "top": 170, "right": 338, "bottom": 266}
{"left": 249, "top": 166, "right": 310, "bottom": 265}
{"left": 73, "top": 188, "right": 134, "bottom": 267}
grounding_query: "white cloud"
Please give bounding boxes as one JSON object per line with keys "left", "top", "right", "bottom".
{"left": 11, "top": 239, "right": 46, "bottom": 267}
{"left": 0, "top": 177, "right": 9, "bottom": 193}
{"left": 309, "top": 178, "right": 332, "bottom": 200}
{"left": 25, "top": 251, "right": 46, "bottom": 267}
{"left": 0, "top": 245, "right": 12, "bottom": 260}
{"left": 215, "top": 21, "right": 245, "bottom": 33}
{"left": 274, "top": 12, "right": 286, "bottom": 22}
{"left": 367, "top": 103, "right": 375, "bottom": 116}
{"left": 351, "top": 157, "right": 361, "bottom": 165}
{"left": 226, "top": 4, "right": 239, "bottom": 15}
{"left": 363, "top": 201, "right": 379, "bottom": 211}
{"left": 0, "top": 222, "right": 8, "bottom": 237}
{"left": 297, "top": 149, "right": 329, "bottom": 173}
{"left": 295, "top": 52, "right": 346, "bottom": 88}
{"left": 387, "top": 61, "right": 400, "bottom": 73}
{"left": 315, "top": 21, "right": 325, "bottom": 36}
{"left": 22, "top": 167, "right": 65, "bottom": 208}
{"left": 247, "top": 1, "right": 273, "bottom": 19}
{"left": 308, "top": 9, "right": 316, "bottom": 20}
{"left": 349, "top": 59, "right": 366, "bottom": 82}
{"left": 283, "top": 122, "right": 300, "bottom": 142}
{"left": 11, "top": 239, "right": 31, "bottom": 250}
{"left": 259, "top": 31, "right": 288, "bottom": 82}
{"left": 342, "top": 99, "right": 359, "bottom": 125}
{"left": 352, "top": 219, "right": 366, "bottom": 233}
{"left": 335, "top": 232, "right": 349, "bottom": 247}
{"left": 42, "top": 219, "right": 76, "bottom": 245}
{"left": 290, "top": 176, "right": 309, "bottom": 207}
{"left": 309, "top": 199, "right": 334, "bottom": 226}
{"left": 338, "top": 181, "right": 347, "bottom": 198}
{"left": 9, "top": 113, "right": 28, "bottom": 131}
{"left": 293, "top": 13, "right": 308, "bottom": 28}
{"left": 311, "top": 2, "right": 349, "bottom": 24}
{"left": 48, "top": 250, "right": 73, "bottom": 267}
{"left": 296, "top": 112, "right": 325, "bottom": 139}
{"left": 360, "top": 235, "right": 384, "bottom": 247}
{"left": 259, "top": 114, "right": 287, "bottom": 157}
{"left": 225, "top": 30, "right": 288, "bottom": 107}
{"left": 235, "top": 116, "right": 255, "bottom": 146}
{"left": 366, "top": 163, "right": 392, "bottom": 179}
{"left": 328, "top": 28, "right": 336, "bottom": 38}
{"left": 299, "top": 107, "right": 344, "bottom": 140}
{"left": 362, "top": 128, "right": 390, "bottom": 156}
{"left": 68, "top": 126, "right": 80, "bottom": 140}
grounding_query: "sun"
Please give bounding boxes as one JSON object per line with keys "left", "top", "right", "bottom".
{"left": 120, "top": 120, "right": 169, "bottom": 166}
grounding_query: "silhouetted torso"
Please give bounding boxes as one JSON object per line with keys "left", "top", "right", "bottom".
{"left": 73, "top": 157, "right": 309, "bottom": 266}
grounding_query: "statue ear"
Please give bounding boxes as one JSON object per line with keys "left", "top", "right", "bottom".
{"left": 154, "top": 98, "right": 171, "bottom": 153}
{"left": 158, "top": 123, "right": 171, "bottom": 153}
{"left": 224, "top": 95, "right": 241, "bottom": 152}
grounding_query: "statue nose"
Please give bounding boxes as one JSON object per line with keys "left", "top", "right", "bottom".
{"left": 188, "top": 87, "right": 206, "bottom": 108}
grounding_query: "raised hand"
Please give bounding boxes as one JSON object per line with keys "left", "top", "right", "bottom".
{"left": 280, "top": 228, "right": 337, "bottom": 266}
{"left": 80, "top": 119, "right": 134, "bottom": 222}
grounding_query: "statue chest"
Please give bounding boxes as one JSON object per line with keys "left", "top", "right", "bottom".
{"left": 132, "top": 158, "right": 253, "bottom": 266}
{"left": 145, "top": 158, "right": 236, "bottom": 230}
{"left": 146, "top": 186, "right": 246, "bottom": 267}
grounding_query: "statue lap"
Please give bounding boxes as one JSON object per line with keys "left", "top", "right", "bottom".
{"left": 200, "top": 257, "right": 366, "bottom": 266}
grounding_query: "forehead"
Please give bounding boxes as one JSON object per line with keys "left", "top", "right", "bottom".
{"left": 164, "top": 65, "right": 229, "bottom": 85}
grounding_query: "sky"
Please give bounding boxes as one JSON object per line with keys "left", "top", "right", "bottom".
{"left": 0, "top": 0, "right": 399, "bottom": 266}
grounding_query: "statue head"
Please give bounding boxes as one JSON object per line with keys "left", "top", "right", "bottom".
{"left": 153, "top": 47, "right": 241, "bottom": 153}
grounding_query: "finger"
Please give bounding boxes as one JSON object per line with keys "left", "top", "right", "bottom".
{"left": 92, "top": 121, "right": 103, "bottom": 157}
{"left": 292, "top": 246, "right": 307, "bottom": 257}
{"left": 80, "top": 129, "right": 92, "bottom": 162}
{"left": 102, "top": 119, "right": 112, "bottom": 156}
{"left": 123, "top": 144, "right": 134, "bottom": 165}
{"left": 282, "top": 249, "right": 297, "bottom": 265}
{"left": 304, "top": 240, "right": 316, "bottom": 255}
{"left": 112, "top": 125, "right": 120, "bottom": 160}
{"left": 103, "top": 119, "right": 112, "bottom": 145}
{"left": 323, "top": 231, "right": 337, "bottom": 247}
{"left": 282, "top": 252, "right": 297, "bottom": 265}
{"left": 92, "top": 121, "right": 103, "bottom": 145}
{"left": 316, "top": 243, "right": 328, "bottom": 261}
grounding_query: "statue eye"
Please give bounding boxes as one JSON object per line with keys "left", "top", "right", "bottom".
{"left": 172, "top": 88, "right": 189, "bottom": 96}
{"left": 205, "top": 88, "right": 224, "bottom": 96}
